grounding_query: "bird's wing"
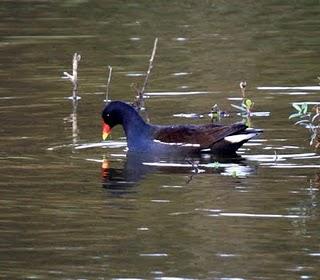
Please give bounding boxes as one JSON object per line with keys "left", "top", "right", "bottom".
{"left": 153, "top": 123, "right": 247, "bottom": 149}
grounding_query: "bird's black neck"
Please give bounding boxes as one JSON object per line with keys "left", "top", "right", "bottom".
{"left": 119, "top": 105, "right": 151, "bottom": 149}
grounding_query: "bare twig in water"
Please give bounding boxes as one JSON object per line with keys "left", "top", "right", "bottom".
{"left": 62, "top": 52, "right": 81, "bottom": 100}
{"left": 135, "top": 38, "right": 158, "bottom": 110}
{"left": 105, "top": 66, "right": 112, "bottom": 103}
{"left": 141, "top": 37, "right": 158, "bottom": 95}
{"left": 240, "top": 81, "right": 247, "bottom": 98}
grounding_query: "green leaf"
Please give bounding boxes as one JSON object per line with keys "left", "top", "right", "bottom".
{"left": 292, "top": 103, "right": 302, "bottom": 112}
{"left": 244, "top": 98, "right": 254, "bottom": 109}
{"left": 289, "top": 113, "right": 302, "bottom": 119}
{"left": 301, "top": 103, "right": 309, "bottom": 115}
{"left": 246, "top": 99, "right": 253, "bottom": 107}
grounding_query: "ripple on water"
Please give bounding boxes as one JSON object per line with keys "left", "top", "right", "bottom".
{"left": 197, "top": 209, "right": 308, "bottom": 219}
{"left": 125, "top": 71, "right": 145, "bottom": 77}
{"left": 0, "top": 96, "right": 21, "bottom": 100}
{"left": 257, "top": 86, "right": 320, "bottom": 91}
{"left": 221, "top": 165, "right": 254, "bottom": 178}
{"left": 130, "top": 37, "right": 141, "bottom": 41}
{"left": 249, "top": 111, "right": 271, "bottom": 117}
{"left": 171, "top": 72, "right": 191, "bottom": 76}
{"left": 155, "top": 277, "right": 196, "bottom": 280}
{"left": 266, "top": 164, "right": 320, "bottom": 169}
{"left": 145, "top": 91, "right": 209, "bottom": 96}
{"left": 173, "top": 113, "right": 204, "bottom": 118}
{"left": 139, "top": 253, "right": 168, "bottom": 257}
{"left": 270, "top": 92, "right": 318, "bottom": 96}
{"left": 174, "top": 37, "right": 188, "bottom": 41}
{"left": 112, "top": 278, "right": 144, "bottom": 280}
{"left": 47, "top": 141, "right": 127, "bottom": 151}
{"left": 75, "top": 141, "right": 127, "bottom": 150}
{"left": 309, "top": 253, "right": 320, "bottom": 256}
{"left": 244, "top": 152, "right": 317, "bottom": 162}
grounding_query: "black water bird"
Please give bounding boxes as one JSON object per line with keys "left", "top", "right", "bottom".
{"left": 102, "top": 101, "right": 262, "bottom": 155}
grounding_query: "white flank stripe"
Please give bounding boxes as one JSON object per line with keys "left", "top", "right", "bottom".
{"left": 224, "top": 133, "right": 257, "bottom": 144}
{"left": 153, "top": 139, "right": 200, "bottom": 147}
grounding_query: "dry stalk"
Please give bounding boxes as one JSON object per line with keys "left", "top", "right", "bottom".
{"left": 135, "top": 38, "right": 158, "bottom": 110}
{"left": 240, "top": 81, "right": 247, "bottom": 98}
{"left": 140, "top": 37, "right": 158, "bottom": 96}
{"left": 62, "top": 52, "right": 81, "bottom": 100}
{"left": 105, "top": 66, "right": 113, "bottom": 103}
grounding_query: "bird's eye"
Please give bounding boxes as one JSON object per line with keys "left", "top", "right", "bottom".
{"left": 106, "top": 113, "right": 110, "bottom": 117}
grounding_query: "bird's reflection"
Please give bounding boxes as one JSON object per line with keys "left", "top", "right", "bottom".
{"left": 101, "top": 151, "right": 257, "bottom": 195}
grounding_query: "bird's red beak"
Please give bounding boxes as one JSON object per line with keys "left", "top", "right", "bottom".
{"left": 102, "top": 121, "right": 111, "bottom": 140}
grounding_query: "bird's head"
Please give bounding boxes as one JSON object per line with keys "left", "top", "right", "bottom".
{"left": 101, "top": 101, "right": 133, "bottom": 140}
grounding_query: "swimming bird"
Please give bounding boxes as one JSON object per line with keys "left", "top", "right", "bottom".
{"left": 102, "top": 101, "right": 262, "bottom": 156}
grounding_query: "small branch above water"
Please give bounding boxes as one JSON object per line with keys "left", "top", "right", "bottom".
{"left": 140, "top": 37, "right": 158, "bottom": 96}
{"left": 105, "top": 65, "right": 113, "bottom": 103}
{"left": 62, "top": 52, "right": 81, "bottom": 100}
{"left": 240, "top": 81, "right": 247, "bottom": 98}
{"left": 134, "top": 38, "right": 159, "bottom": 111}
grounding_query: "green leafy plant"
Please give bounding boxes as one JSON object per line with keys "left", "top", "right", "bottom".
{"left": 289, "top": 103, "right": 310, "bottom": 121}
{"left": 231, "top": 81, "right": 254, "bottom": 118}
{"left": 289, "top": 102, "right": 320, "bottom": 148}
{"left": 209, "top": 81, "right": 262, "bottom": 128}
{"left": 231, "top": 98, "right": 254, "bottom": 116}
{"left": 209, "top": 104, "right": 222, "bottom": 122}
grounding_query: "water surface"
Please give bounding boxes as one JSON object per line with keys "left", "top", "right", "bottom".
{"left": 1, "top": 1, "right": 320, "bottom": 279}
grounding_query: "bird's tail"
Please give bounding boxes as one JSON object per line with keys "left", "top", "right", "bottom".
{"left": 211, "top": 127, "right": 263, "bottom": 156}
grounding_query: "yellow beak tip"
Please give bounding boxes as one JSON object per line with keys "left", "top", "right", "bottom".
{"left": 102, "top": 133, "right": 109, "bottom": 141}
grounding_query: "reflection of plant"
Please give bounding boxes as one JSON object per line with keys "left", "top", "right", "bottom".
{"left": 289, "top": 103, "right": 320, "bottom": 148}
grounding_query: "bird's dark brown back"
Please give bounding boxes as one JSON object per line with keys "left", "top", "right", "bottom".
{"left": 153, "top": 123, "right": 247, "bottom": 149}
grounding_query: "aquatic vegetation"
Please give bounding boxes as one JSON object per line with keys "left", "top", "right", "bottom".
{"left": 231, "top": 98, "right": 254, "bottom": 116}
{"left": 209, "top": 104, "right": 224, "bottom": 122}
{"left": 230, "top": 81, "right": 254, "bottom": 117}
{"left": 289, "top": 102, "right": 320, "bottom": 148}
{"left": 209, "top": 81, "right": 257, "bottom": 128}
{"left": 208, "top": 81, "right": 256, "bottom": 125}
{"left": 289, "top": 103, "right": 310, "bottom": 120}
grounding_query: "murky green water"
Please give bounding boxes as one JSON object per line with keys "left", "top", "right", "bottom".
{"left": 1, "top": 1, "right": 320, "bottom": 279}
